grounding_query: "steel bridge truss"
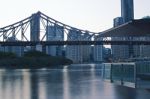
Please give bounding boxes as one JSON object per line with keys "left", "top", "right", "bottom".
{"left": 0, "top": 11, "right": 97, "bottom": 43}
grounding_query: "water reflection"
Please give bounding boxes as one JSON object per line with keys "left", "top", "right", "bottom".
{"left": 22, "top": 70, "right": 31, "bottom": 99}
{"left": 0, "top": 64, "right": 149, "bottom": 99}
{"left": 38, "top": 82, "right": 46, "bottom": 99}
{"left": 63, "top": 68, "right": 70, "bottom": 99}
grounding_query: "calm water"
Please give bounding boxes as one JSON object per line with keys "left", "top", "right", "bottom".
{"left": 0, "top": 64, "right": 149, "bottom": 99}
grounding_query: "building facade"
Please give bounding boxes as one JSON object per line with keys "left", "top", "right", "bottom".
{"left": 66, "top": 29, "right": 83, "bottom": 63}
{"left": 121, "top": 0, "right": 134, "bottom": 23}
{"left": 93, "top": 35, "right": 103, "bottom": 62}
{"left": 66, "top": 30, "right": 91, "bottom": 63}
{"left": 46, "top": 25, "right": 64, "bottom": 56}
{"left": 4, "top": 36, "right": 23, "bottom": 56}
{"left": 112, "top": 17, "right": 130, "bottom": 61}
{"left": 113, "top": 17, "right": 124, "bottom": 27}
{"left": 133, "top": 37, "right": 150, "bottom": 58}
{"left": 82, "top": 32, "right": 91, "bottom": 62}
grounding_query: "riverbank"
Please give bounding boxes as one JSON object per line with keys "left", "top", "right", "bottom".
{"left": 0, "top": 57, "right": 72, "bottom": 69}
{"left": 0, "top": 51, "right": 73, "bottom": 69}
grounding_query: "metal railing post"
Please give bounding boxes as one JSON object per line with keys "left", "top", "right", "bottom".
{"left": 134, "top": 63, "right": 137, "bottom": 88}
{"left": 121, "top": 64, "right": 124, "bottom": 85}
{"left": 110, "top": 64, "right": 113, "bottom": 83}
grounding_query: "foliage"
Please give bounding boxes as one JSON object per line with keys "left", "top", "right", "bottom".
{"left": 0, "top": 51, "right": 17, "bottom": 59}
{"left": 24, "top": 50, "right": 49, "bottom": 57}
{"left": 0, "top": 51, "right": 73, "bottom": 68}
{"left": 142, "top": 16, "right": 150, "bottom": 19}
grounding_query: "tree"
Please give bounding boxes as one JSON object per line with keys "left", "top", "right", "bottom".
{"left": 0, "top": 51, "right": 17, "bottom": 59}
{"left": 24, "top": 50, "right": 49, "bottom": 57}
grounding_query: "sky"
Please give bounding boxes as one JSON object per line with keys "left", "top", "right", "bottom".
{"left": 0, "top": 0, "right": 150, "bottom": 32}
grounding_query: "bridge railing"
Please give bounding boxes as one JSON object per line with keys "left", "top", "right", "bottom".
{"left": 103, "top": 36, "right": 150, "bottom": 41}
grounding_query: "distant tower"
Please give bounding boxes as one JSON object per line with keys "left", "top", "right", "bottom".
{"left": 121, "top": 0, "right": 134, "bottom": 23}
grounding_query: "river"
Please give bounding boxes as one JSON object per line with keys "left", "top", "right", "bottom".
{"left": 0, "top": 64, "right": 149, "bottom": 99}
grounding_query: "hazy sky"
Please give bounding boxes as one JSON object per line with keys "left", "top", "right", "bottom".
{"left": 0, "top": 0, "right": 150, "bottom": 32}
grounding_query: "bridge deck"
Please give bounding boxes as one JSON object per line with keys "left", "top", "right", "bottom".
{"left": 1, "top": 41, "right": 150, "bottom": 46}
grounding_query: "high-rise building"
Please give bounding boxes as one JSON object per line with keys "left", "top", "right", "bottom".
{"left": 66, "top": 30, "right": 91, "bottom": 63}
{"left": 93, "top": 35, "right": 103, "bottom": 62}
{"left": 113, "top": 17, "right": 124, "bottom": 27}
{"left": 82, "top": 32, "right": 91, "bottom": 62}
{"left": 121, "top": 0, "right": 134, "bottom": 23}
{"left": 4, "top": 37, "right": 23, "bottom": 56}
{"left": 66, "top": 29, "right": 83, "bottom": 63}
{"left": 46, "top": 25, "right": 64, "bottom": 56}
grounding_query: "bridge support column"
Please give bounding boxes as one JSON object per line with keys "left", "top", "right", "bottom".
{"left": 30, "top": 12, "right": 40, "bottom": 50}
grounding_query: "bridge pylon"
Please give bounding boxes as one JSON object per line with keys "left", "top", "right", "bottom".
{"left": 30, "top": 12, "right": 41, "bottom": 50}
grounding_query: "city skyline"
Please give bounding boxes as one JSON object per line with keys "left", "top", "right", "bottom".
{"left": 0, "top": 0, "right": 150, "bottom": 32}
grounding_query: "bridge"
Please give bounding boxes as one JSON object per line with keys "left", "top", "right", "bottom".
{"left": 0, "top": 11, "right": 150, "bottom": 47}
{"left": 0, "top": 11, "right": 97, "bottom": 44}
{"left": 1, "top": 41, "right": 150, "bottom": 46}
